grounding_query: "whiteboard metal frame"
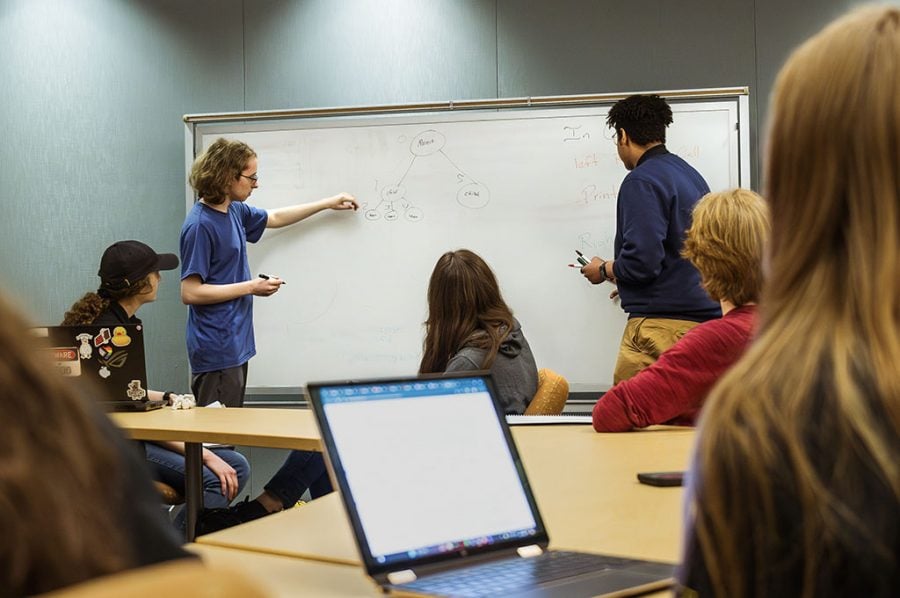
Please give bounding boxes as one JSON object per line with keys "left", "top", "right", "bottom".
{"left": 184, "top": 87, "right": 751, "bottom": 214}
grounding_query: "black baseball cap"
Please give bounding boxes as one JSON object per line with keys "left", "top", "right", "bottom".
{"left": 98, "top": 240, "right": 179, "bottom": 292}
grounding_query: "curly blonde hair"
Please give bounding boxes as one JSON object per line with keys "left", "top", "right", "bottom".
{"left": 681, "top": 188, "right": 769, "bottom": 305}
{"left": 189, "top": 138, "right": 256, "bottom": 205}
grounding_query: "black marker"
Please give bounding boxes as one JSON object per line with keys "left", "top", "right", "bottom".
{"left": 258, "top": 273, "right": 286, "bottom": 285}
{"left": 574, "top": 250, "right": 589, "bottom": 267}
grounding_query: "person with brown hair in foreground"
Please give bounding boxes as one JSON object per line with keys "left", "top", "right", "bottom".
{"left": 0, "top": 294, "right": 188, "bottom": 596}
{"left": 679, "top": 5, "right": 900, "bottom": 596}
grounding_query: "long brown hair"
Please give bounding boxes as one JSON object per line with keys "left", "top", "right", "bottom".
{"left": 419, "top": 249, "right": 515, "bottom": 373}
{"left": 0, "top": 295, "right": 133, "bottom": 594}
{"left": 687, "top": 6, "right": 900, "bottom": 597}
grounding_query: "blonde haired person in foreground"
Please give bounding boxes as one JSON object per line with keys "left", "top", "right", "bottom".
{"left": 592, "top": 188, "right": 768, "bottom": 431}
{"left": 680, "top": 5, "right": 900, "bottom": 597}
{"left": 0, "top": 295, "right": 188, "bottom": 596}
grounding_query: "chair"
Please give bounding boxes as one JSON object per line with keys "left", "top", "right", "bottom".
{"left": 525, "top": 368, "right": 569, "bottom": 415}
{"left": 154, "top": 481, "right": 184, "bottom": 520}
{"left": 155, "top": 481, "right": 184, "bottom": 505}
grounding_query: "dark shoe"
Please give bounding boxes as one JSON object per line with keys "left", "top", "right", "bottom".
{"left": 195, "top": 497, "right": 269, "bottom": 536}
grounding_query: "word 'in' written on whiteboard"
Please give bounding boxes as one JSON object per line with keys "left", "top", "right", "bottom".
{"left": 363, "top": 130, "right": 491, "bottom": 223}
{"left": 563, "top": 125, "right": 591, "bottom": 142}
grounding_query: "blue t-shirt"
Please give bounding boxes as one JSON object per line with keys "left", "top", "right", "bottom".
{"left": 612, "top": 147, "right": 720, "bottom": 322}
{"left": 180, "top": 201, "right": 268, "bottom": 373}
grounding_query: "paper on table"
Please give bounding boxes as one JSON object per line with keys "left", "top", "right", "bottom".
{"left": 505, "top": 414, "right": 593, "bottom": 425}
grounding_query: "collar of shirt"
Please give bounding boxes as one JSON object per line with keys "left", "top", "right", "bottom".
{"left": 109, "top": 301, "right": 142, "bottom": 325}
{"left": 636, "top": 143, "right": 669, "bottom": 168}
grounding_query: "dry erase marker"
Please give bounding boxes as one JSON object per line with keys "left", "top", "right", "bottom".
{"left": 574, "top": 250, "right": 589, "bottom": 267}
{"left": 258, "top": 273, "right": 286, "bottom": 285}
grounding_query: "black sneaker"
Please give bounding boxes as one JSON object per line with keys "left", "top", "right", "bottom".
{"left": 195, "top": 497, "right": 269, "bottom": 536}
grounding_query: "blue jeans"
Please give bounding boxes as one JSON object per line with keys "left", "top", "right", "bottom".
{"left": 144, "top": 442, "right": 250, "bottom": 529}
{"left": 265, "top": 450, "right": 332, "bottom": 507}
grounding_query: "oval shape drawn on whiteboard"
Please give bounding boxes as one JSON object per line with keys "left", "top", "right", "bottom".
{"left": 457, "top": 182, "right": 490, "bottom": 209}
{"left": 410, "top": 130, "right": 446, "bottom": 156}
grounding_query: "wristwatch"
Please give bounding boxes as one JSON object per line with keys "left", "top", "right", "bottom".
{"left": 599, "top": 260, "right": 608, "bottom": 282}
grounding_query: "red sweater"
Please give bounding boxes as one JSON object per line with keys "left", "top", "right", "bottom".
{"left": 593, "top": 305, "right": 757, "bottom": 432}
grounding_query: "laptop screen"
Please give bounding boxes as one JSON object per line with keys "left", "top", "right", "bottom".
{"left": 310, "top": 373, "right": 548, "bottom": 575}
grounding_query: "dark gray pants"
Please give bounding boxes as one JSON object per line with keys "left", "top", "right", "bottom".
{"left": 191, "top": 362, "right": 248, "bottom": 407}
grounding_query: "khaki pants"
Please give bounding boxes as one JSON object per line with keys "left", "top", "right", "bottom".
{"left": 613, "top": 317, "right": 701, "bottom": 384}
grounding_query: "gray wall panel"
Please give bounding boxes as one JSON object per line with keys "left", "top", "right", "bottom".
{"left": 752, "top": 0, "right": 898, "bottom": 173}
{"left": 497, "top": 0, "right": 758, "bottom": 183}
{"left": 244, "top": 0, "right": 498, "bottom": 109}
{"left": 0, "top": 0, "right": 244, "bottom": 388}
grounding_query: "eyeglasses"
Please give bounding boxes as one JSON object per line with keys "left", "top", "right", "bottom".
{"left": 239, "top": 173, "right": 259, "bottom": 182}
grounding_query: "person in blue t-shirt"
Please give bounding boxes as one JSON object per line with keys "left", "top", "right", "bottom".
{"left": 180, "top": 137, "right": 358, "bottom": 407}
{"left": 580, "top": 95, "right": 720, "bottom": 384}
{"left": 181, "top": 137, "right": 356, "bottom": 537}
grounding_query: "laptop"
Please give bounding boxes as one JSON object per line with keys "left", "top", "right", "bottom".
{"left": 31, "top": 324, "right": 164, "bottom": 412}
{"left": 306, "top": 373, "right": 675, "bottom": 598}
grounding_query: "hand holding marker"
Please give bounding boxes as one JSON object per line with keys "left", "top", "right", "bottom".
{"left": 568, "top": 250, "right": 590, "bottom": 269}
{"left": 259, "top": 273, "right": 285, "bottom": 285}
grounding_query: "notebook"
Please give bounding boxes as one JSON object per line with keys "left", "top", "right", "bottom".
{"left": 306, "top": 373, "right": 674, "bottom": 598}
{"left": 31, "top": 324, "right": 164, "bottom": 412}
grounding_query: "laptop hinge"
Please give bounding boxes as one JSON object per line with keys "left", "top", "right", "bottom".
{"left": 386, "top": 569, "right": 417, "bottom": 585}
{"left": 517, "top": 544, "right": 544, "bottom": 558}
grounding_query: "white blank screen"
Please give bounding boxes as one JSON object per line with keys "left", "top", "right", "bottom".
{"left": 323, "top": 387, "right": 537, "bottom": 559}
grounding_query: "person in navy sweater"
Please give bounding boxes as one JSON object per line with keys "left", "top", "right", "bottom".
{"left": 581, "top": 95, "right": 720, "bottom": 384}
{"left": 592, "top": 188, "right": 768, "bottom": 432}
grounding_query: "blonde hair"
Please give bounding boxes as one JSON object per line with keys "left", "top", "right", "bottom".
{"left": 687, "top": 6, "right": 900, "bottom": 597}
{"left": 681, "top": 188, "right": 769, "bottom": 305}
{"left": 189, "top": 138, "right": 256, "bottom": 205}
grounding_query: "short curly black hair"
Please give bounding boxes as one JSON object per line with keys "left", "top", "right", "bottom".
{"left": 606, "top": 95, "right": 673, "bottom": 145}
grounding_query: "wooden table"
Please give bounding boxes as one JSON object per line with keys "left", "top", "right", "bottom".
{"left": 111, "top": 407, "right": 321, "bottom": 541}
{"left": 188, "top": 544, "right": 378, "bottom": 597}
{"left": 197, "top": 425, "right": 695, "bottom": 565}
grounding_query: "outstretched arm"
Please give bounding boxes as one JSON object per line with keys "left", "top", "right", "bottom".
{"left": 266, "top": 192, "right": 358, "bottom": 229}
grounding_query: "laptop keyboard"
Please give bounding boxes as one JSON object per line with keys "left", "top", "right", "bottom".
{"left": 397, "top": 550, "right": 638, "bottom": 597}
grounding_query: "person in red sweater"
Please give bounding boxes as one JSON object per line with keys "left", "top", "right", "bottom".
{"left": 593, "top": 188, "right": 769, "bottom": 432}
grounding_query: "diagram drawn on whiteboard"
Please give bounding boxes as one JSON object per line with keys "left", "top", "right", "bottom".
{"left": 364, "top": 129, "right": 490, "bottom": 222}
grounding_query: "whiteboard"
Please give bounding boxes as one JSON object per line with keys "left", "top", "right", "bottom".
{"left": 189, "top": 91, "right": 749, "bottom": 392}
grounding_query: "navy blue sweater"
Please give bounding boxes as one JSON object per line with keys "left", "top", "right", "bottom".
{"left": 611, "top": 146, "right": 721, "bottom": 322}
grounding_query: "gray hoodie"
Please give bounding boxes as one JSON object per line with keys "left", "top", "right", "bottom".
{"left": 444, "top": 319, "right": 538, "bottom": 414}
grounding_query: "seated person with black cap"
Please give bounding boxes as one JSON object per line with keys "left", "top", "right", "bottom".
{"left": 62, "top": 240, "right": 250, "bottom": 531}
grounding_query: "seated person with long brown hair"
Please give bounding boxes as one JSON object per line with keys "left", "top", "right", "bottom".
{"left": 592, "top": 188, "right": 768, "bottom": 432}
{"left": 419, "top": 249, "right": 538, "bottom": 414}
